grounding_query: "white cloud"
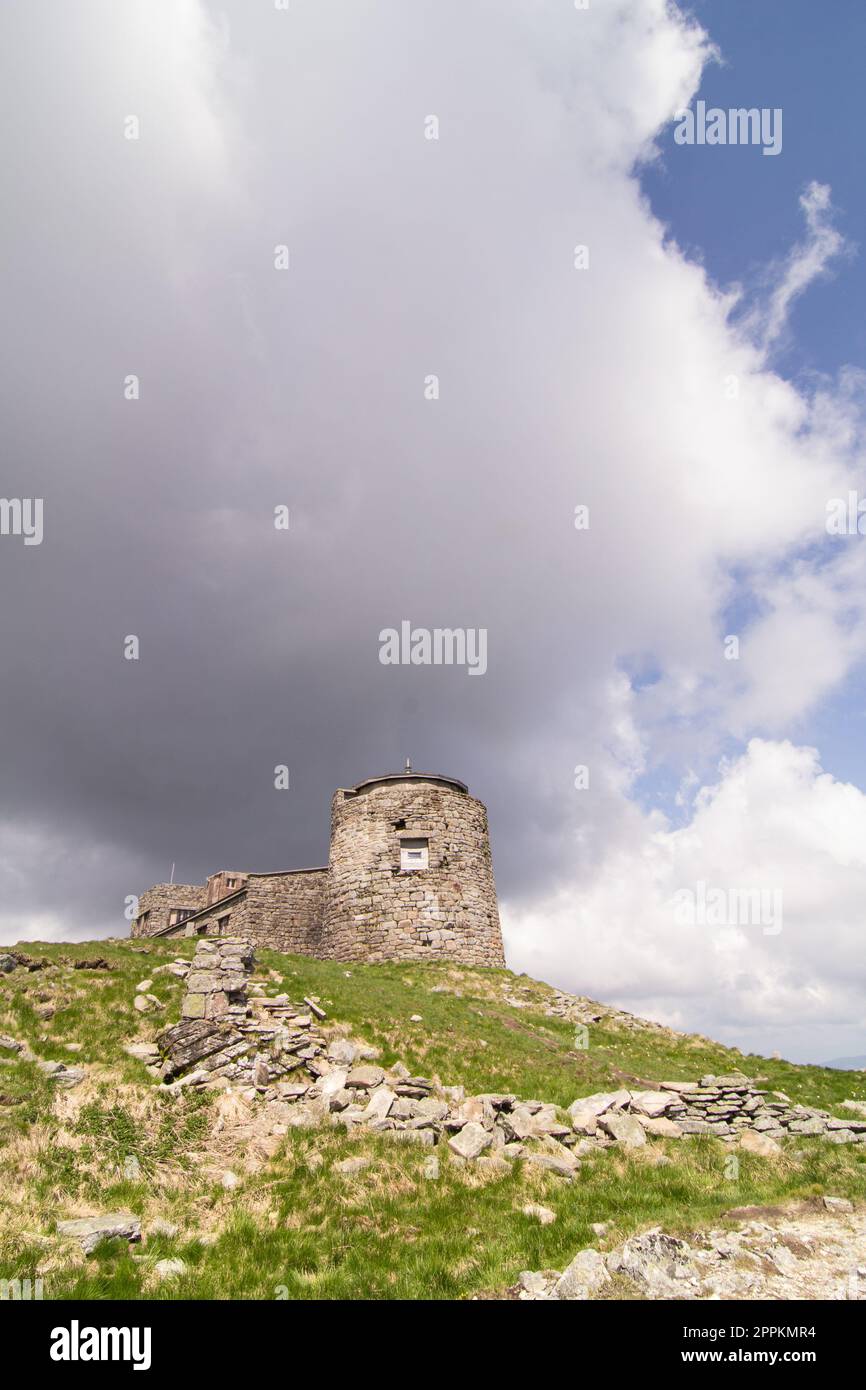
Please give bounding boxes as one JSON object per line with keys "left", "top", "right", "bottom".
{"left": 744, "top": 182, "right": 852, "bottom": 352}
{"left": 504, "top": 739, "right": 866, "bottom": 1061}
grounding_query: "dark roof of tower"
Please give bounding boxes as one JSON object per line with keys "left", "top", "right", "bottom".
{"left": 347, "top": 771, "right": 469, "bottom": 796}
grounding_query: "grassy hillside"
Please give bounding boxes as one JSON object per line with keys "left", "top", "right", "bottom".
{"left": 1, "top": 936, "right": 865, "bottom": 1300}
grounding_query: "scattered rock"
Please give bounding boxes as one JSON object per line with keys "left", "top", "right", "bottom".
{"left": 154, "top": 1258, "right": 186, "bottom": 1280}
{"left": 607, "top": 1230, "right": 692, "bottom": 1288}
{"left": 598, "top": 1112, "right": 646, "bottom": 1148}
{"left": 334, "top": 1157, "right": 370, "bottom": 1176}
{"left": 56, "top": 1212, "right": 141, "bottom": 1254}
{"left": 554, "top": 1248, "right": 610, "bottom": 1300}
{"left": 448, "top": 1122, "right": 493, "bottom": 1160}
{"left": 523, "top": 1204, "right": 556, "bottom": 1226}
{"left": 740, "top": 1129, "right": 782, "bottom": 1158}
{"left": 148, "top": 1219, "right": 180, "bottom": 1238}
{"left": 823, "top": 1196, "right": 854, "bottom": 1214}
{"left": 346, "top": 1064, "right": 385, "bottom": 1090}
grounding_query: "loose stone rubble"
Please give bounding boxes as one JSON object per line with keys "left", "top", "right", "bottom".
{"left": 517, "top": 1206, "right": 866, "bottom": 1301}
{"left": 157, "top": 937, "right": 330, "bottom": 1089}
{"left": 0, "top": 1032, "right": 85, "bottom": 1087}
{"left": 152, "top": 940, "right": 866, "bottom": 1170}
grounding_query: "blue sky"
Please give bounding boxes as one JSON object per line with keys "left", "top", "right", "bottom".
{"left": 638, "top": 0, "right": 866, "bottom": 805}
{"left": 645, "top": 1, "right": 865, "bottom": 382}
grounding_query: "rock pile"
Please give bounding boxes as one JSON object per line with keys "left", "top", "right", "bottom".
{"left": 569, "top": 1076, "right": 866, "bottom": 1147}
{"left": 517, "top": 1203, "right": 866, "bottom": 1301}
{"left": 157, "top": 937, "right": 329, "bottom": 1088}
{"left": 0, "top": 949, "right": 52, "bottom": 973}
{"left": 155, "top": 941, "right": 866, "bottom": 1166}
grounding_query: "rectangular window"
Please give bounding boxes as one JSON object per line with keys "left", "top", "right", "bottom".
{"left": 400, "top": 838, "right": 429, "bottom": 871}
{"left": 168, "top": 908, "right": 195, "bottom": 927}
{"left": 218, "top": 915, "right": 230, "bottom": 933}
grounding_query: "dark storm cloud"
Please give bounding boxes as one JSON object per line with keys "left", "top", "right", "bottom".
{"left": 5, "top": 0, "right": 866, "bottom": 1069}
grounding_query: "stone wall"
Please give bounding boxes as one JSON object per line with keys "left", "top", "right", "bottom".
{"left": 157, "top": 936, "right": 329, "bottom": 1087}
{"left": 131, "top": 883, "right": 207, "bottom": 938}
{"left": 180, "top": 936, "right": 254, "bottom": 1020}
{"left": 175, "top": 890, "right": 248, "bottom": 940}
{"left": 321, "top": 777, "right": 504, "bottom": 966}
{"left": 243, "top": 870, "right": 328, "bottom": 954}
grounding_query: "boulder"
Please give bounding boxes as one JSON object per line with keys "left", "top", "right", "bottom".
{"left": 568, "top": 1090, "right": 630, "bottom": 1121}
{"left": 334, "top": 1157, "right": 370, "bottom": 1176}
{"left": 823, "top": 1195, "right": 854, "bottom": 1213}
{"left": 148, "top": 1219, "right": 180, "bottom": 1239}
{"left": 448, "top": 1121, "right": 492, "bottom": 1160}
{"left": 554, "top": 1248, "right": 610, "bottom": 1300}
{"left": 521, "top": 1153, "right": 576, "bottom": 1180}
{"left": 640, "top": 1116, "right": 683, "bottom": 1139}
{"left": 629, "top": 1090, "right": 674, "bottom": 1118}
{"left": 598, "top": 1113, "right": 646, "bottom": 1148}
{"left": 739, "top": 1129, "right": 782, "bottom": 1158}
{"left": 56, "top": 1212, "right": 141, "bottom": 1255}
{"left": 361, "top": 1086, "right": 396, "bottom": 1123}
{"left": 346, "top": 1065, "right": 385, "bottom": 1090}
{"left": 523, "top": 1203, "right": 556, "bottom": 1226}
{"left": 606, "top": 1230, "right": 691, "bottom": 1287}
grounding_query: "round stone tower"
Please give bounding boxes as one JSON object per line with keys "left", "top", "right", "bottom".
{"left": 321, "top": 769, "right": 504, "bottom": 966}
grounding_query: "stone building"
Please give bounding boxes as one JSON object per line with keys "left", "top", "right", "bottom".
{"left": 131, "top": 768, "right": 504, "bottom": 967}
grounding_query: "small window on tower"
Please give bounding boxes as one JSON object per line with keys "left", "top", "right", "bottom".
{"left": 400, "top": 838, "right": 429, "bottom": 871}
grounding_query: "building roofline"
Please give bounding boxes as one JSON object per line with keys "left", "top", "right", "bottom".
{"left": 344, "top": 772, "right": 469, "bottom": 796}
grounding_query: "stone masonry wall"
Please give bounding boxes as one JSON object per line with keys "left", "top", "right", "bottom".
{"left": 131, "top": 883, "right": 207, "bottom": 938}
{"left": 180, "top": 936, "right": 254, "bottom": 1020}
{"left": 242, "top": 870, "right": 329, "bottom": 954}
{"left": 322, "top": 779, "right": 504, "bottom": 966}
{"left": 175, "top": 891, "right": 248, "bottom": 940}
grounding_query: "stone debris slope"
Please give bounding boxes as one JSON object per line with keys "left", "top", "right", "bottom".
{"left": 517, "top": 1200, "right": 866, "bottom": 1302}
{"left": 152, "top": 940, "right": 865, "bottom": 1170}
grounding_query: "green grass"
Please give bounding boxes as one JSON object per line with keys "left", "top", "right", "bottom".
{"left": 1, "top": 938, "right": 865, "bottom": 1300}
{"left": 16, "top": 1128, "right": 866, "bottom": 1301}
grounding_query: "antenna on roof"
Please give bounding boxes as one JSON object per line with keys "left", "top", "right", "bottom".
{"left": 405, "top": 757, "right": 412, "bottom": 773}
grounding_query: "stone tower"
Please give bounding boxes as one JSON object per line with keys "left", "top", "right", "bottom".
{"left": 322, "top": 769, "right": 504, "bottom": 966}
